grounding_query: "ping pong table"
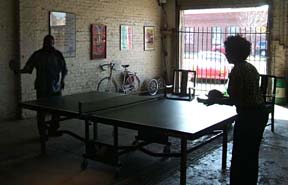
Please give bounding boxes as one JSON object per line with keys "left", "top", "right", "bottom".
{"left": 20, "top": 91, "right": 237, "bottom": 185}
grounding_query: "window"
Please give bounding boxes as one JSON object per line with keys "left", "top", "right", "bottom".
{"left": 212, "top": 27, "right": 222, "bottom": 45}
{"left": 180, "top": 6, "right": 269, "bottom": 93}
{"left": 184, "top": 27, "right": 193, "bottom": 44}
{"left": 227, "top": 26, "right": 240, "bottom": 36}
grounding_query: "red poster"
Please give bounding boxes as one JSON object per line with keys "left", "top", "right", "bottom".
{"left": 91, "top": 24, "right": 106, "bottom": 59}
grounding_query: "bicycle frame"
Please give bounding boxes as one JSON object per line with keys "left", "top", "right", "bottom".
{"left": 119, "top": 65, "right": 140, "bottom": 94}
{"left": 97, "top": 63, "right": 118, "bottom": 93}
{"left": 100, "top": 63, "right": 115, "bottom": 79}
{"left": 97, "top": 63, "right": 140, "bottom": 94}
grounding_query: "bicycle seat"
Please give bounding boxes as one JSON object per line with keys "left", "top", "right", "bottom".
{"left": 121, "top": 65, "right": 129, "bottom": 68}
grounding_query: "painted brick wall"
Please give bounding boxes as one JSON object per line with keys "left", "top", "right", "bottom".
{"left": 0, "top": 0, "right": 19, "bottom": 120}
{"left": 19, "top": 0, "right": 162, "bottom": 109}
{"left": 1, "top": 0, "right": 288, "bottom": 120}
{"left": 270, "top": 0, "right": 288, "bottom": 77}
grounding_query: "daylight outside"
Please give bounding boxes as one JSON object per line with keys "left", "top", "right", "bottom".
{"left": 179, "top": 5, "right": 269, "bottom": 93}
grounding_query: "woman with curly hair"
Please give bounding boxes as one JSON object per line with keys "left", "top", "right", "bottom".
{"left": 200, "top": 35, "right": 268, "bottom": 184}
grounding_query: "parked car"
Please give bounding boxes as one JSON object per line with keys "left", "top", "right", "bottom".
{"left": 184, "top": 51, "right": 231, "bottom": 82}
{"left": 255, "top": 40, "right": 267, "bottom": 56}
{"left": 211, "top": 44, "right": 225, "bottom": 54}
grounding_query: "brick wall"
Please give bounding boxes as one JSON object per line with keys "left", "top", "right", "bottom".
{"left": 270, "top": 0, "right": 288, "bottom": 77}
{"left": 19, "top": 0, "right": 162, "bottom": 108}
{"left": 1, "top": 0, "right": 288, "bottom": 120}
{"left": 0, "top": 0, "right": 19, "bottom": 120}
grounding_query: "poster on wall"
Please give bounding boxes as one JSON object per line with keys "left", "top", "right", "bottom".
{"left": 144, "top": 26, "right": 155, "bottom": 51}
{"left": 49, "top": 11, "right": 76, "bottom": 57}
{"left": 120, "top": 25, "right": 133, "bottom": 50}
{"left": 91, "top": 24, "right": 107, "bottom": 59}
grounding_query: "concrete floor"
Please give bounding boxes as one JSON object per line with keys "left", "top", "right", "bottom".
{"left": 0, "top": 105, "right": 288, "bottom": 185}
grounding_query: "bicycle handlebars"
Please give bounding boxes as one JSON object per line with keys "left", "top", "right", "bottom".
{"left": 99, "top": 63, "right": 115, "bottom": 71}
{"left": 99, "top": 63, "right": 132, "bottom": 71}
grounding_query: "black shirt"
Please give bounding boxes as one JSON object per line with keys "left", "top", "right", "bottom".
{"left": 22, "top": 48, "right": 67, "bottom": 96}
{"left": 227, "top": 61, "right": 263, "bottom": 108}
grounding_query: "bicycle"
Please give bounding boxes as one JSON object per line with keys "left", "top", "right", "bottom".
{"left": 147, "top": 77, "right": 165, "bottom": 96}
{"left": 97, "top": 62, "right": 141, "bottom": 94}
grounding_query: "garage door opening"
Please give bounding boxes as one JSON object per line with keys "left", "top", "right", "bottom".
{"left": 179, "top": 5, "right": 269, "bottom": 94}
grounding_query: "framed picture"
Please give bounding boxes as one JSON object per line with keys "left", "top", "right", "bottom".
{"left": 144, "top": 26, "right": 155, "bottom": 50}
{"left": 49, "top": 11, "right": 76, "bottom": 57}
{"left": 91, "top": 24, "right": 107, "bottom": 59}
{"left": 120, "top": 25, "right": 133, "bottom": 50}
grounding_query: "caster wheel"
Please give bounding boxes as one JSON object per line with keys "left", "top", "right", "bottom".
{"left": 163, "top": 145, "right": 171, "bottom": 154}
{"left": 132, "top": 140, "right": 139, "bottom": 145}
{"left": 114, "top": 166, "right": 121, "bottom": 179}
{"left": 81, "top": 159, "right": 88, "bottom": 170}
{"left": 114, "top": 169, "right": 120, "bottom": 179}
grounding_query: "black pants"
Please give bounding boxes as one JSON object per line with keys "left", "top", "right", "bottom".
{"left": 230, "top": 105, "right": 268, "bottom": 185}
{"left": 36, "top": 91, "right": 62, "bottom": 133}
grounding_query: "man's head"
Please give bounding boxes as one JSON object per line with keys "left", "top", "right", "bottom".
{"left": 43, "top": 35, "right": 55, "bottom": 49}
{"left": 224, "top": 35, "right": 251, "bottom": 64}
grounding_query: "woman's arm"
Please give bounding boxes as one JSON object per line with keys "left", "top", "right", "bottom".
{"left": 203, "top": 97, "right": 234, "bottom": 106}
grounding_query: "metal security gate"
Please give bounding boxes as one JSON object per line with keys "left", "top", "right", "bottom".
{"left": 179, "top": 27, "right": 269, "bottom": 95}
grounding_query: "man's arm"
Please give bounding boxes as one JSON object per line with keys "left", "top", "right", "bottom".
{"left": 197, "top": 85, "right": 236, "bottom": 106}
{"left": 20, "top": 63, "right": 34, "bottom": 74}
{"left": 203, "top": 97, "right": 234, "bottom": 106}
{"left": 9, "top": 55, "right": 35, "bottom": 74}
{"left": 58, "top": 51, "right": 67, "bottom": 89}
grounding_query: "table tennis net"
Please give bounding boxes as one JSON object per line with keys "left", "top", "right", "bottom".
{"left": 78, "top": 94, "right": 161, "bottom": 114}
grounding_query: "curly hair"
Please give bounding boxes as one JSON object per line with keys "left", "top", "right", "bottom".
{"left": 224, "top": 35, "right": 251, "bottom": 61}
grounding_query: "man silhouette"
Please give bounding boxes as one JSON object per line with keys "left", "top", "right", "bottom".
{"left": 20, "top": 35, "right": 67, "bottom": 136}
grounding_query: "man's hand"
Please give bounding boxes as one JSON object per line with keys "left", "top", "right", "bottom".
{"left": 9, "top": 59, "right": 19, "bottom": 74}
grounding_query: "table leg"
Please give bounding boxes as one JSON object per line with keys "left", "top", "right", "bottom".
{"left": 93, "top": 122, "right": 98, "bottom": 140}
{"left": 222, "top": 123, "right": 228, "bottom": 170}
{"left": 180, "top": 138, "right": 187, "bottom": 185}
{"left": 113, "top": 126, "right": 119, "bottom": 166}
{"left": 37, "top": 111, "right": 47, "bottom": 155}
{"left": 85, "top": 119, "right": 90, "bottom": 155}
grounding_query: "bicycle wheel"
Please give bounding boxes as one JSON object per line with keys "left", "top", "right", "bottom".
{"left": 157, "top": 78, "right": 165, "bottom": 90}
{"left": 134, "top": 75, "right": 141, "bottom": 92}
{"left": 147, "top": 79, "right": 159, "bottom": 96}
{"left": 125, "top": 74, "right": 140, "bottom": 93}
{"left": 97, "top": 77, "right": 118, "bottom": 93}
